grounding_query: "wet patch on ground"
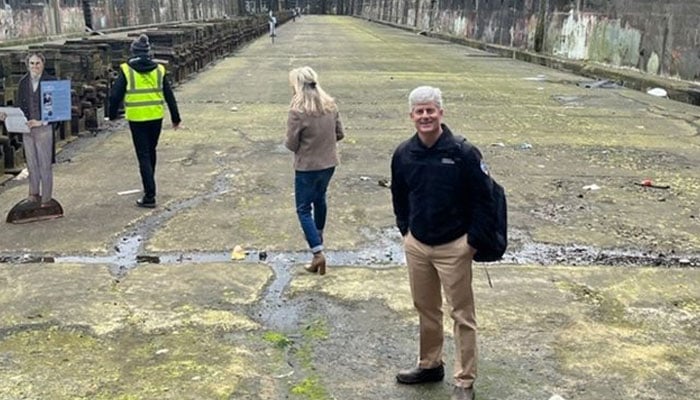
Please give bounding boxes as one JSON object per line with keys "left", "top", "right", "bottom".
{"left": 1, "top": 16, "right": 699, "bottom": 400}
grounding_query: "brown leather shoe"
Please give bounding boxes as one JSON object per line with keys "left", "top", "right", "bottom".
{"left": 452, "top": 386, "right": 475, "bottom": 400}
{"left": 395, "top": 365, "right": 444, "bottom": 384}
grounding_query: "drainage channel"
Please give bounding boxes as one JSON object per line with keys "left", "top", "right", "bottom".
{"left": 3, "top": 235, "right": 698, "bottom": 270}
{"left": 2, "top": 232, "right": 698, "bottom": 332}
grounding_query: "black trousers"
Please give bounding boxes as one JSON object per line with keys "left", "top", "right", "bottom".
{"left": 129, "top": 119, "right": 162, "bottom": 200}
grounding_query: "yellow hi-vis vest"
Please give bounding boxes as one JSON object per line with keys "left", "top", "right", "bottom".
{"left": 120, "top": 63, "right": 166, "bottom": 122}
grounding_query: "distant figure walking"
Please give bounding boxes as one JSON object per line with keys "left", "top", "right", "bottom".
{"left": 285, "top": 66, "right": 344, "bottom": 275}
{"left": 268, "top": 11, "right": 277, "bottom": 38}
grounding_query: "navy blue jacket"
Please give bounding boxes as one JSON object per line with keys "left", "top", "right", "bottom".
{"left": 391, "top": 124, "right": 494, "bottom": 249}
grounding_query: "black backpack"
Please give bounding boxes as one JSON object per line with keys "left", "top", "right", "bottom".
{"left": 455, "top": 136, "right": 508, "bottom": 262}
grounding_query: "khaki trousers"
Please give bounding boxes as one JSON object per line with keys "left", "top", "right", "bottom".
{"left": 404, "top": 232, "right": 477, "bottom": 388}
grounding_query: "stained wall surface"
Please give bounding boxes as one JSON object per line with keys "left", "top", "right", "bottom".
{"left": 350, "top": 0, "right": 700, "bottom": 81}
{"left": 3, "top": 1, "right": 699, "bottom": 82}
{"left": 0, "top": 0, "right": 241, "bottom": 41}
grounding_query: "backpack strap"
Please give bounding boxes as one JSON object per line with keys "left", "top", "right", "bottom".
{"left": 452, "top": 134, "right": 483, "bottom": 162}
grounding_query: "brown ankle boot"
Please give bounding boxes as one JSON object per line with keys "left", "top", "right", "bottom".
{"left": 304, "top": 262, "right": 318, "bottom": 273}
{"left": 305, "top": 252, "right": 326, "bottom": 275}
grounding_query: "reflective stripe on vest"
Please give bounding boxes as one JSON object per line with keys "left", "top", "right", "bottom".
{"left": 121, "top": 63, "right": 165, "bottom": 122}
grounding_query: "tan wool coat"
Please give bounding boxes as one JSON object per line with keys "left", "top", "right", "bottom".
{"left": 285, "top": 109, "right": 344, "bottom": 171}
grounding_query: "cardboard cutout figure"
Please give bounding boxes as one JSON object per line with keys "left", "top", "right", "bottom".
{"left": 0, "top": 52, "right": 64, "bottom": 223}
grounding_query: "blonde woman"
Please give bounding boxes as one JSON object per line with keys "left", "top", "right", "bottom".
{"left": 285, "top": 66, "right": 344, "bottom": 275}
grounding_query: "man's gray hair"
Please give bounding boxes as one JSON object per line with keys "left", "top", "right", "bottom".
{"left": 408, "top": 86, "right": 443, "bottom": 111}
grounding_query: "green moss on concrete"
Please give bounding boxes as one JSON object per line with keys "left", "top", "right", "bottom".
{"left": 290, "top": 376, "right": 330, "bottom": 400}
{"left": 289, "top": 268, "right": 415, "bottom": 318}
{"left": 0, "top": 325, "right": 254, "bottom": 399}
{"left": 285, "top": 317, "right": 332, "bottom": 399}
{"left": 555, "top": 320, "right": 686, "bottom": 383}
{"left": 263, "top": 330, "right": 293, "bottom": 348}
{"left": 558, "top": 281, "right": 627, "bottom": 324}
{"left": 302, "top": 318, "right": 329, "bottom": 341}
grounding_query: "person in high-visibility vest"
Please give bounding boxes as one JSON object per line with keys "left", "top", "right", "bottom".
{"left": 109, "top": 34, "right": 181, "bottom": 208}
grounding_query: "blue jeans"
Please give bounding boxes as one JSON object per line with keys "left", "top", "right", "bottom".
{"left": 295, "top": 167, "right": 335, "bottom": 253}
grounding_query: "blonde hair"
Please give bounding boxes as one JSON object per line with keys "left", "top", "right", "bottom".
{"left": 289, "top": 66, "right": 337, "bottom": 115}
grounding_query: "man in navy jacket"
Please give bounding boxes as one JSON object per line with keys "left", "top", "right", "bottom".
{"left": 391, "top": 86, "right": 494, "bottom": 400}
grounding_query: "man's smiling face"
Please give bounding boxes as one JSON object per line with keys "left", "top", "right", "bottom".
{"left": 410, "top": 102, "right": 443, "bottom": 137}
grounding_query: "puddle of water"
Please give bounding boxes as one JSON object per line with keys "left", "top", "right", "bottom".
{"left": 55, "top": 234, "right": 143, "bottom": 276}
{"left": 510, "top": 242, "right": 699, "bottom": 267}
{"left": 254, "top": 254, "right": 299, "bottom": 330}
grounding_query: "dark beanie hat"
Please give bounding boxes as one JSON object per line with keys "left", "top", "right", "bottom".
{"left": 130, "top": 34, "right": 151, "bottom": 56}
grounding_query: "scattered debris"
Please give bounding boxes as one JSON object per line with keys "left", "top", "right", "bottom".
{"left": 136, "top": 255, "right": 160, "bottom": 264}
{"left": 578, "top": 79, "right": 620, "bottom": 89}
{"left": 230, "top": 106, "right": 239, "bottom": 112}
{"left": 378, "top": 178, "right": 390, "bottom": 188}
{"left": 635, "top": 179, "right": 670, "bottom": 189}
{"left": 117, "top": 189, "right": 141, "bottom": 196}
{"left": 231, "top": 245, "right": 247, "bottom": 260}
{"left": 583, "top": 184, "right": 601, "bottom": 191}
{"left": 0, "top": 254, "right": 55, "bottom": 263}
{"left": 520, "top": 143, "right": 532, "bottom": 150}
{"left": 553, "top": 95, "right": 582, "bottom": 105}
{"left": 490, "top": 142, "right": 505, "bottom": 147}
{"left": 523, "top": 74, "right": 546, "bottom": 81}
{"left": 273, "top": 370, "right": 294, "bottom": 379}
{"left": 646, "top": 87, "right": 668, "bottom": 98}
{"left": 13, "top": 168, "right": 29, "bottom": 181}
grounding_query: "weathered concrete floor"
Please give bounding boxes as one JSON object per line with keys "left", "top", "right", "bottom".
{"left": 1, "top": 16, "right": 699, "bottom": 400}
